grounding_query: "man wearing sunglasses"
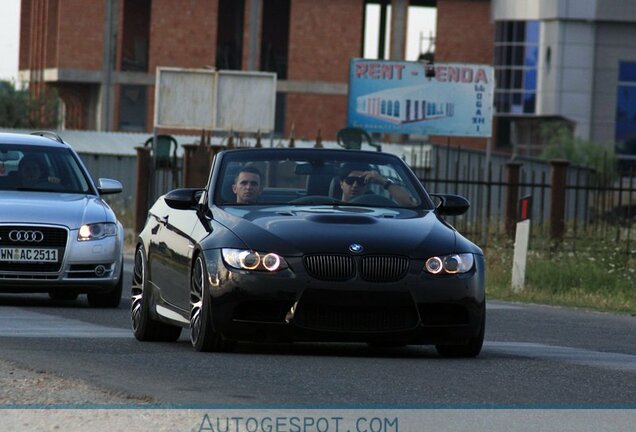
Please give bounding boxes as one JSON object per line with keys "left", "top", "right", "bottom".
{"left": 339, "top": 163, "right": 416, "bottom": 206}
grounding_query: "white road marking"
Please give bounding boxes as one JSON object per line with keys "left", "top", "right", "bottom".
{"left": 486, "top": 302, "right": 523, "bottom": 310}
{"left": 0, "top": 307, "right": 130, "bottom": 338}
{"left": 486, "top": 341, "right": 636, "bottom": 373}
{"left": 0, "top": 307, "right": 634, "bottom": 375}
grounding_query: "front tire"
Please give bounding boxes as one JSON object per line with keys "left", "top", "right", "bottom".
{"left": 190, "top": 255, "right": 235, "bottom": 352}
{"left": 49, "top": 291, "right": 79, "bottom": 301}
{"left": 131, "top": 246, "right": 182, "bottom": 342}
{"left": 87, "top": 259, "right": 123, "bottom": 308}
{"left": 435, "top": 309, "right": 485, "bottom": 358}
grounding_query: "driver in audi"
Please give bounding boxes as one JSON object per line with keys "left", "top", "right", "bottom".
{"left": 17, "top": 154, "right": 60, "bottom": 189}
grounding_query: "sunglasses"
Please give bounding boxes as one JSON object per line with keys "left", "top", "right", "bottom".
{"left": 343, "top": 176, "right": 367, "bottom": 186}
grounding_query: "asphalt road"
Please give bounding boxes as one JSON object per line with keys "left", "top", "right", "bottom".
{"left": 0, "top": 259, "right": 634, "bottom": 406}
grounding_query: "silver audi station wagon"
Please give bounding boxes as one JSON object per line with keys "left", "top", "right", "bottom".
{"left": 0, "top": 132, "right": 124, "bottom": 307}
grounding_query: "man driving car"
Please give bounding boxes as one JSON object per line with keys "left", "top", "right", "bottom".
{"left": 339, "top": 163, "right": 416, "bottom": 206}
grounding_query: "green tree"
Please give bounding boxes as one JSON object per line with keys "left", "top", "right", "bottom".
{"left": 540, "top": 123, "right": 617, "bottom": 184}
{"left": 0, "top": 80, "right": 60, "bottom": 129}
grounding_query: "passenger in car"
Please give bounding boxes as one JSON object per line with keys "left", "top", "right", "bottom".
{"left": 339, "top": 163, "right": 417, "bottom": 206}
{"left": 232, "top": 166, "right": 263, "bottom": 204}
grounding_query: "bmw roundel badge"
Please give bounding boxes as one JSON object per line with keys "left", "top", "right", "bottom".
{"left": 349, "top": 243, "right": 364, "bottom": 253}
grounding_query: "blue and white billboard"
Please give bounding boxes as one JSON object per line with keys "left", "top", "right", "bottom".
{"left": 347, "top": 59, "right": 494, "bottom": 137}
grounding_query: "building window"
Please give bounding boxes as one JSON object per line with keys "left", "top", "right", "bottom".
{"left": 362, "top": 1, "right": 437, "bottom": 61}
{"left": 615, "top": 61, "right": 636, "bottom": 156}
{"left": 216, "top": 0, "right": 245, "bottom": 70}
{"left": 120, "top": 0, "right": 150, "bottom": 72}
{"left": 261, "top": 0, "right": 290, "bottom": 79}
{"left": 494, "top": 20, "right": 539, "bottom": 114}
{"left": 119, "top": 85, "right": 147, "bottom": 132}
{"left": 274, "top": 92, "right": 286, "bottom": 135}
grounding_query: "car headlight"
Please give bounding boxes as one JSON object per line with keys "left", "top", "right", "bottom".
{"left": 424, "top": 253, "right": 474, "bottom": 274}
{"left": 77, "top": 223, "right": 117, "bottom": 241}
{"left": 222, "top": 248, "right": 288, "bottom": 272}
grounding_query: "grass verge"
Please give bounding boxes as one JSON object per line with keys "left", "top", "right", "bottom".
{"left": 485, "top": 239, "right": 636, "bottom": 314}
{"left": 110, "top": 197, "right": 634, "bottom": 314}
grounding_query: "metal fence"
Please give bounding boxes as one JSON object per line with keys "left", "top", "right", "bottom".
{"left": 415, "top": 143, "right": 635, "bottom": 253}
{"left": 77, "top": 138, "right": 634, "bottom": 254}
{"left": 78, "top": 153, "right": 137, "bottom": 209}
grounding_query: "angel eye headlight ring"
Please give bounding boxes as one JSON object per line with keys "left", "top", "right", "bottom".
{"left": 424, "top": 253, "right": 474, "bottom": 274}
{"left": 222, "top": 249, "right": 288, "bottom": 272}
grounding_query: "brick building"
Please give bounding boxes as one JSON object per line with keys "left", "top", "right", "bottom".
{"left": 20, "top": 0, "right": 488, "bottom": 142}
{"left": 20, "top": 0, "right": 636, "bottom": 157}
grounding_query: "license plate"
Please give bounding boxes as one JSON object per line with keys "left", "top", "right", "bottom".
{"left": 0, "top": 248, "right": 58, "bottom": 263}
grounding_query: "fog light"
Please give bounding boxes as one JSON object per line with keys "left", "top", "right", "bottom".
{"left": 94, "top": 265, "right": 106, "bottom": 277}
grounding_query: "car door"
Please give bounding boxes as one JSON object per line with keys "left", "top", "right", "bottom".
{"left": 147, "top": 204, "right": 200, "bottom": 311}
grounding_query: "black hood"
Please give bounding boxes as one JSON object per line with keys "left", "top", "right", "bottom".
{"left": 212, "top": 205, "right": 473, "bottom": 258}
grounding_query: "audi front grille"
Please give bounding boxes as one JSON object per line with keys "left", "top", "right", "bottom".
{"left": 0, "top": 225, "right": 68, "bottom": 273}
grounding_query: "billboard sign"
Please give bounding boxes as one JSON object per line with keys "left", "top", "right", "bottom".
{"left": 154, "top": 68, "right": 276, "bottom": 132}
{"left": 347, "top": 59, "right": 494, "bottom": 137}
{"left": 155, "top": 68, "right": 215, "bottom": 130}
{"left": 215, "top": 70, "right": 277, "bottom": 132}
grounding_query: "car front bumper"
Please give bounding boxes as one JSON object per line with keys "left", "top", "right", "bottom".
{"left": 204, "top": 250, "right": 485, "bottom": 345}
{"left": 0, "top": 225, "right": 124, "bottom": 294}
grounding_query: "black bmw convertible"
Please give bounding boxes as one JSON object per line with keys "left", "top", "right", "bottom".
{"left": 132, "top": 147, "right": 485, "bottom": 357}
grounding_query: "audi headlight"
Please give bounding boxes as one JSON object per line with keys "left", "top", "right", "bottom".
{"left": 78, "top": 223, "right": 117, "bottom": 241}
{"left": 222, "top": 249, "right": 288, "bottom": 272}
{"left": 424, "top": 253, "right": 474, "bottom": 274}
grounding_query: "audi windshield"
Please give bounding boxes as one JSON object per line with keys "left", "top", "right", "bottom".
{"left": 0, "top": 144, "right": 92, "bottom": 194}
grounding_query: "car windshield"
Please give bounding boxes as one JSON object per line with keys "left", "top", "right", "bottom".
{"left": 213, "top": 149, "right": 434, "bottom": 209}
{"left": 0, "top": 144, "right": 92, "bottom": 194}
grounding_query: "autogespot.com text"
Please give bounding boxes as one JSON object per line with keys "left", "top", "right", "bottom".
{"left": 196, "top": 414, "right": 398, "bottom": 432}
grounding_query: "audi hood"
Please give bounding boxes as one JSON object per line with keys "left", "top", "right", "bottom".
{"left": 0, "top": 191, "right": 116, "bottom": 228}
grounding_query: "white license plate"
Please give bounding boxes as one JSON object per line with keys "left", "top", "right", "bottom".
{"left": 0, "top": 248, "right": 58, "bottom": 263}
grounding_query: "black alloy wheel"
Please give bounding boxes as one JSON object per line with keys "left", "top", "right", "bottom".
{"left": 190, "top": 255, "right": 235, "bottom": 352}
{"left": 131, "top": 246, "right": 181, "bottom": 342}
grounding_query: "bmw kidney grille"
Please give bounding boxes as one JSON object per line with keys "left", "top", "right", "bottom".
{"left": 303, "top": 254, "right": 409, "bottom": 282}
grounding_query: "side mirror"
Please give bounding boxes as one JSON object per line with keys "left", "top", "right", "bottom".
{"left": 430, "top": 193, "right": 470, "bottom": 216}
{"left": 98, "top": 178, "right": 123, "bottom": 195}
{"left": 164, "top": 188, "right": 204, "bottom": 210}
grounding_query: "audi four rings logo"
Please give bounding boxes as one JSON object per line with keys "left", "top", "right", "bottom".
{"left": 8, "top": 230, "right": 44, "bottom": 243}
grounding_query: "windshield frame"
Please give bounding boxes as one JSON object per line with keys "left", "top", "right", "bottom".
{"left": 210, "top": 148, "right": 435, "bottom": 210}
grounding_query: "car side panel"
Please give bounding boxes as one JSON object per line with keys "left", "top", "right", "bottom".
{"left": 147, "top": 202, "right": 200, "bottom": 311}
